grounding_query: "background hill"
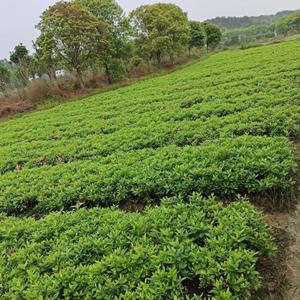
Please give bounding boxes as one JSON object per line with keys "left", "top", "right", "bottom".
{"left": 207, "top": 9, "right": 299, "bottom": 30}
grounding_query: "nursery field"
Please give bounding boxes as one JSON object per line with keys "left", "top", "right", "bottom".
{"left": 0, "top": 39, "right": 299, "bottom": 298}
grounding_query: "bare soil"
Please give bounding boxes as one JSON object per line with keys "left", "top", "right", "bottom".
{"left": 285, "top": 203, "right": 300, "bottom": 299}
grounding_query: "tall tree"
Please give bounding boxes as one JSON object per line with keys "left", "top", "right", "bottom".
{"left": 37, "top": 1, "right": 110, "bottom": 88}
{"left": 10, "top": 44, "right": 30, "bottom": 85}
{"left": 130, "top": 3, "right": 190, "bottom": 65}
{"left": 0, "top": 63, "right": 10, "bottom": 91}
{"left": 202, "top": 22, "right": 222, "bottom": 50}
{"left": 76, "top": 0, "right": 130, "bottom": 82}
{"left": 277, "top": 12, "right": 300, "bottom": 36}
{"left": 189, "top": 21, "right": 206, "bottom": 53}
{"left": 76, "top": 0, "right": 129, "bottom": 53}
{"left": 34, "top": 31, "right": 58, "bottom": 81}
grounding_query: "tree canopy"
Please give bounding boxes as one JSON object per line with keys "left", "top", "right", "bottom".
{"left": 37, "top": 1, "right": 110, "bottom": 88}
{"left": 10, "top": 44, "right": 30, "bottom": 85}
{"left": 277, "top": 12, "right": 300, "bottom": 36}
{"left": 34, "top": 30, "right": 58, "bottom": 80}
{"left": 76, "top": 0, "right": 130, "bottom": 58}
{"left": 0, "top": 63, "right": 10, "bottom": 91}
{"left": 4, "top": 1, "right": 224, "bottom": 90}
{"left": 189, "top": 21, "right": 206, "bottom": 52}
{"left": 202, "top": 22, "right": 222, "bottom": 49}
{"left": 130, "top": 3, "right": 190, "bottom": 64}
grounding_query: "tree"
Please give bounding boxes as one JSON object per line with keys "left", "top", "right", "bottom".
{"left": 277, "top": 12, "right": 300, "bottom": 36}
{"left": 34, "top": 31, "right": 58, "bottom": 81}
{"left": 37, "top": 1, "right": 110, "bottom": 88}
{"left": 10, "top": 44, "right": 30, "bottom": 85}
{"left": 0, "top": 63, "right": 10, "bottom": 91}
{"left": 202, "top": 22, "right": 222, "bottom": 49}
{"left": 75, "top": 0, "right": 129, "bottom": 53}
{"left": 189, "top": 21, "right": 206, "bottom": 53}
{"left": 130, "top": 3, "right": 190, "bottom": 65}
{"left": 76, "top": 0, "right": 130, "bottom": 83}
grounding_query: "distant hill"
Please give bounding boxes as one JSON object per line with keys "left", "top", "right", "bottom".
{"left": 207, "top": 10, "right": 299, "bottom": 30}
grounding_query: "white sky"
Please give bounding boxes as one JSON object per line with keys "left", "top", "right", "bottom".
{"left": 0, "top": 0, "right": 299, "bottom": 59}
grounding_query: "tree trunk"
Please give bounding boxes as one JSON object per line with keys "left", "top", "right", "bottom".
{"left": 104, "top": 63, "right": 112, "bottom": 85}
{"left": 19, "top": 67, "right": 29, "bottom": 86}
{"left": 49, "top": 69, "right": 57, "bottom": 81}
{"left": 170, "top": 54, "right": 174, "bottom": 65}
{"left": 156, "top": 52, "right": 162, "bottom": 66}
{"left": 76, "top": 69, "right": 85, "bottom": 89}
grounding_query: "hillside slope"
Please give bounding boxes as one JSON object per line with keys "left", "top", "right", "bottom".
{"left": 208, "top": 10, "right": 299, "bottom": 29}
{"left": 0, "top": 40, "right": 299, "bottom": 214}
{"left": 0, "top": 39, "right": 299, "bottom": 299}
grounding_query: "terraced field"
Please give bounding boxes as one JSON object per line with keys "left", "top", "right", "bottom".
{"left": 0, "top": 39, "right": 299, "bottom": 298}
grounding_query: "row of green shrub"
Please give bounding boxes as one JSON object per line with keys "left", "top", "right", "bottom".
{"left": 0, "top": 42, "right": 298, "bottom": 188}
{"left": 0, "top": 136, "right": 295, "bottom": 216}
{"left": 0, "top": 61, "right": 298, "bottom": 147}
{"left": 0, "top": 104, "right": 299, "bottom": 175}
{"left": 0, "top": 194, "right": 275, "bottom": 299}
{"left": 0, "top": 37, "right": 298, "bottom": 299}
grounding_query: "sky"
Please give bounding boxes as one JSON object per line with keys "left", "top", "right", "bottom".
{"left": 0, "top": 0, "right": 299, "bottom": 59}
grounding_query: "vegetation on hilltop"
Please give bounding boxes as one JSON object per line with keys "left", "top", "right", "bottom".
{"left": 1, "top": 0, "right": 221, "bottom": 93}
{"left": 0, "top": 0, "right": 223, "bottom": 119}
{"left": 208, "top": 10, "right": 299, "bottom": 30}
{"left": 222, "top": 10, "right": 300, "bottom": 46}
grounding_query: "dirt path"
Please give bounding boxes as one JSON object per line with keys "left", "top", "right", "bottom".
{"left": 285, "top": 202, "right": 300, "bottom": 299}
{"left": 262, "top": 204, "right": 299, "bottom": 300}
{"left": 261, "top": 143, "right": 300, "bottom": 300}
{"left": 284, "top": 143, "right": 300, "bottom": 299}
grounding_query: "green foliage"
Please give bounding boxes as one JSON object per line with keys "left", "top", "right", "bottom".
{"left": 0, "top": 26, "right": 298, "bottom": 300}
{"left": 223, "top": 24, "right": 276, "bottom": 46}
{"left": 76, "top": 0, "right": 131, "bottom": 83}
{"left": 76, "top": 0, "right": 130, "bottom": 58}
{"left": 0, "top": 63, "right": 10, "bottom": 91}
{"left": 202, "top": 22, "right": 222, "bottom": 49}
{"left": 208, "top": 10, "right": 299, "bottom": 30}
{"left": 104, "top": 58, "right": 126, "bottom": 82}
{"left": 9, "top": 44, "right": 30, "bottom": 85}
{"left": 0, "top": 40, "right": 299, "bottom": 215}
{"left": 9, "top": 44, "right": 29, "bottom": 65}
{"left": 37, "top": 1, "right": 110, "bottom": 88}
{"left": 130, "top": 3, "right": 190, "bottom": 64}
{"left": 34, "top": 30, "right": 58, "bottom": 80}
{"left": 0, "top": 136, "right": 295, "bottom": 215}
{"left": 277, "top": 12, "right": 300, "bottom": 36}
{"left": 222, "top": 11, "right": 300, "bottom": 46}
{"left": 0, "top": 194, "right": 275, "bottom": 299}
{"left": 189, "top": 21, "right": 206, "bottom": 51}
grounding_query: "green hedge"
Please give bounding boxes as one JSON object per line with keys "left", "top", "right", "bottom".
{"left": 0, "top": 136, "right": 295, "bottom": 216}
{"left": 0, "top": 194, "right": 275, "bottom": 299}
{"left": 0, "top": 40, "right": 299, "bottom": 177}
{"left": 0, "top": 105, "right": 298, "bottom": 175}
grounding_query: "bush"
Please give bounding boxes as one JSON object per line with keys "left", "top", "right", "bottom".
{"left": 106, "top": 58, "right": 127, "bottom": 83}
{"left": 0, "top": 194, "right": 275, "bottom": 299}
{"left": 0, "top": 136, "right": 295, "bottom": 216}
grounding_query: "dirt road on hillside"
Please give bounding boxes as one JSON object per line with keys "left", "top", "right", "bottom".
{"left": 285, "top": 203, "right": 300, "bottom": 299}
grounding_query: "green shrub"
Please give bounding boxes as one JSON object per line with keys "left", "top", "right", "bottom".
{"left": 0, "top": 41, "right": 299, "bottom": 176}
{"left": 0, "top": 194, "right": 275, "bottom": 299}
{"left": 0, "top": 136, "right": 295, "bottom": 216}
{"left": 105, "top": 58, "right": 127, "bottom": 83}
